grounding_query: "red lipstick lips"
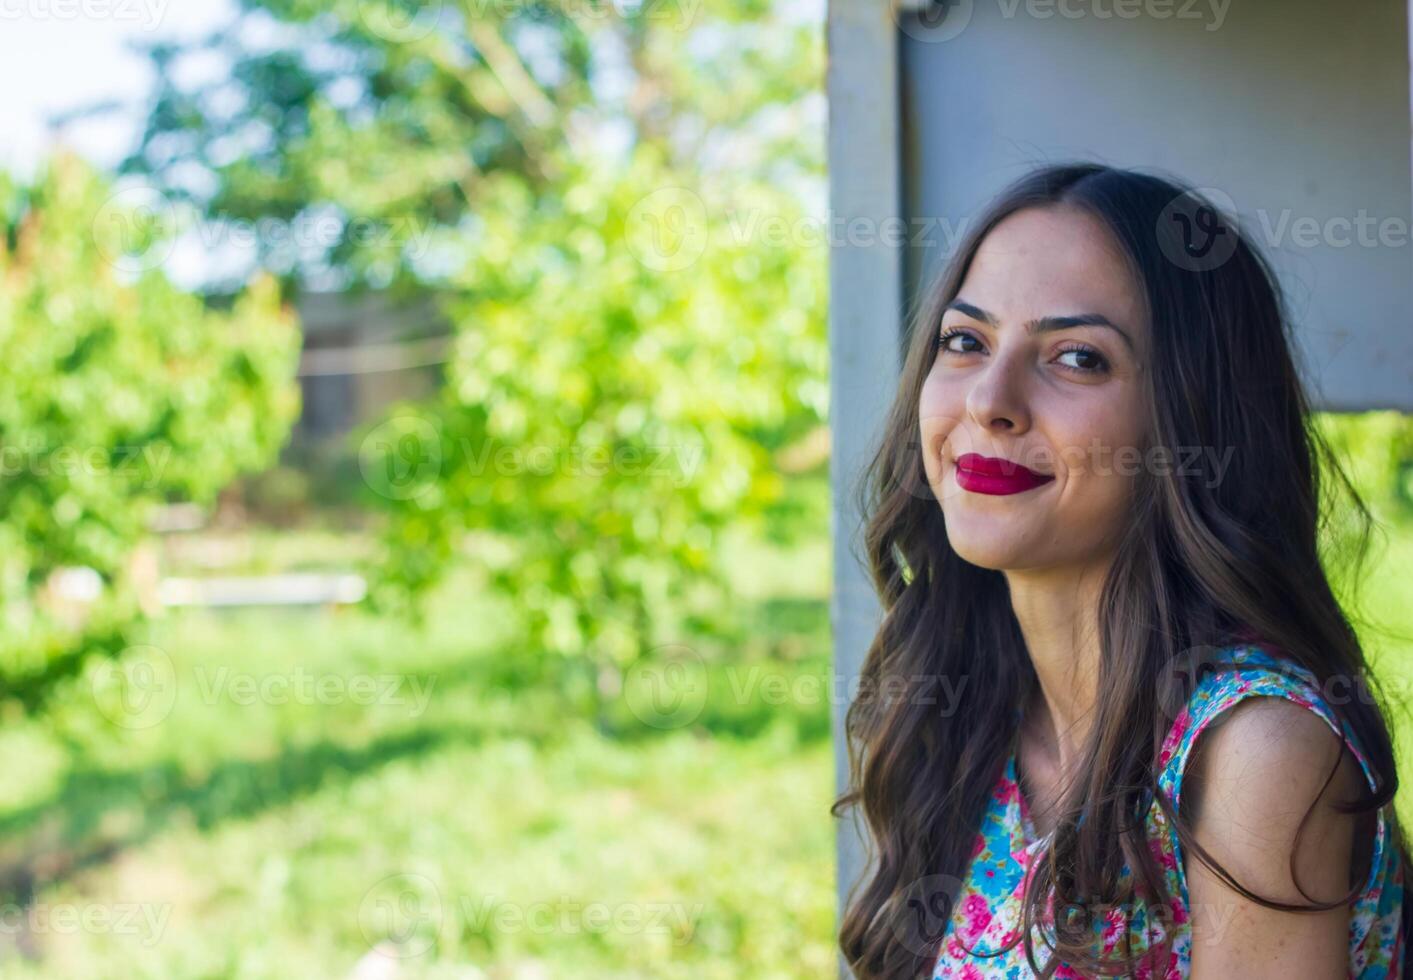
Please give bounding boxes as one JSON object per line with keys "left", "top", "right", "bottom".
{"left": 954, "top": 453, "right": 1055, "bottom": 496}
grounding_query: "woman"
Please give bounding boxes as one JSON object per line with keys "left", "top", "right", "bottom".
{"left": 832, "top": 163, "right": 1409, "bottom": 979}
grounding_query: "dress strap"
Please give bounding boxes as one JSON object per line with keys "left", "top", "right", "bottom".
{"left": 1154, "top": 645, "right": 1386, "bottom": 906}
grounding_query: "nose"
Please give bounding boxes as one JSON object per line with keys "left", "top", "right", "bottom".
{"left": 964, "top": 347, "right": 1031, "bottom": 434}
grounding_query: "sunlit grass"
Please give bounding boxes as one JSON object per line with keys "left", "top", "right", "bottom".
{"left": 0, "top": 534, "right": 838, "bottom": 977}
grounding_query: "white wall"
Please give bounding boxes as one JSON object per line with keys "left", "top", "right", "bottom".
{"left": 899, "top": 0, "right": 1413, "bottom": 411}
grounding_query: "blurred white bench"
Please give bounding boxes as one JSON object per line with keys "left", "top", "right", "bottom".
{"left": 157, "top": 572, "right": 367, "bottom": 608}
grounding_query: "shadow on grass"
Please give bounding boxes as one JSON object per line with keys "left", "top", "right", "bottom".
{"left": 0, "top": 724, "right": 492, "bottom": 909}
{"left": 0, "top": 593, "right": 832, "bottom": 913}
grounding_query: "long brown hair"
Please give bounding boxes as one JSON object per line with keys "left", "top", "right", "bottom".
{"left": 832, "top": 162, "right": 1412, "bottom": 978}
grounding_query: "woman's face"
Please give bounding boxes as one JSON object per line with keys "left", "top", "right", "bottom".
{"left": 918, "top": 205, "right": 1151, "bottom": 574}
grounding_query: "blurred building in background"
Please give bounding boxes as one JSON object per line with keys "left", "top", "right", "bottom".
{"left": 291, "top": 290, "right": 450, "bottom": 450}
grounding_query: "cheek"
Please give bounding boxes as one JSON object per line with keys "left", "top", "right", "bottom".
{"left": 918, "top": 373, "right": 963, "bottom": 481}
{"left": 1051, "top": 401, "right": 1146, "bottom": 482}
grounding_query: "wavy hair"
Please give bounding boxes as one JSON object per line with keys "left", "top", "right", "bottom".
{"left": 832, "top": 162, "right": 1412, "bottom": 978}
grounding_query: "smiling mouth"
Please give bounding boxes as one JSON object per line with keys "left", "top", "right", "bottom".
{"left": 954, "top": 453, "right": 1055, "bottom": 496}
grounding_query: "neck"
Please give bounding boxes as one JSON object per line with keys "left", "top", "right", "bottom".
{"left": 1004, "top": 557, "right": 1111, "bottom": 776}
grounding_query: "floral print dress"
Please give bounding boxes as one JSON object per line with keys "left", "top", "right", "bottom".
{"left": 932, "top": 645, "right": 1405, "bottom": 979}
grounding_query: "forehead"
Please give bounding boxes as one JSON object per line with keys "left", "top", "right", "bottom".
{"left": 957, "top": 205, "right": 1146, "bottom": 333}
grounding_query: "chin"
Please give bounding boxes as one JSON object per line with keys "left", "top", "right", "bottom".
{"left": 941, "top": 503, "right": 1054, "bottom": 570}
{"left": 952, "top": 545, "right": 1025, "bottom": 571}
{"left": 945, "top": 530, "right": 1034, "bottom": 571}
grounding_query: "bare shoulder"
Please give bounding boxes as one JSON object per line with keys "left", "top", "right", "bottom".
{"left": 1182, "top": 695, "right": 1371, "bottom": 978}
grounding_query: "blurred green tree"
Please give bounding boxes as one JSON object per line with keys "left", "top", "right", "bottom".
{"left": 0, "top": 154, "right": 301, "bottom": 709}
{"left": 104, "top": 0, "right": 824, "bottom": 297}
{"left": 359, "top": 146, "right": 827, "bottom": 707}
{"left": 108, "top": 0, "right": 829, "bottom": 712}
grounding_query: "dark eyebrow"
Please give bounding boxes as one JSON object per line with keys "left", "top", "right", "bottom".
{"left": 944, "top": 299, "right": 1134, "bottom": 351}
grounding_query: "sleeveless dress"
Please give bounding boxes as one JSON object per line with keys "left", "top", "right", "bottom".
{"left": 932, "top": 645, "right": 1405, "bottom": 978}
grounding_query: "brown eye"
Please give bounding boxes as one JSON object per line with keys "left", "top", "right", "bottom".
{"left": 936, "top": 329, "right": 982, "bottom": 354}
{"left": 1055, "top": 344, "right": 1110, "bottom": 374}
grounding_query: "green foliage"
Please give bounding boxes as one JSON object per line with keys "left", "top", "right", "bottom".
{"left": 114, "top": 2, "right": 829, "bottom": 699}
{"left": 0, "top": 155, "right": 301, "bottom": 707}
{"left": 1314, "top": 410, "right": 1413, "bottom": 521}
{"left": 117, "top": 1, "right": 824, "bottom": 296}
{"left": 359, "top": 146, "right": 827, "bottom": 697}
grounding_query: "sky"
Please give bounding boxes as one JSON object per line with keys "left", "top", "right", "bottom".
{"left": 0, "top": 0, "right": 825, "bottom": 177}
{"left": 0, "top": 0, "right": 236, "bottom": 178}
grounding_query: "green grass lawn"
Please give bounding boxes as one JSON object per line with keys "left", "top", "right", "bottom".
{"left": 0, "top": 530, "right": 838, "bottom": 978}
